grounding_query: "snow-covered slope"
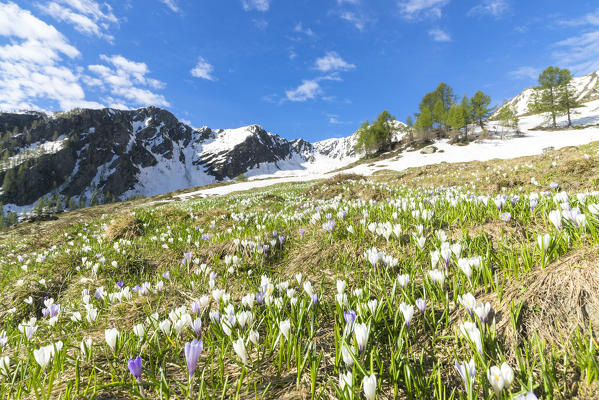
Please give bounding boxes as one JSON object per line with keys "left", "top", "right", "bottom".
{"left": 0, "top": 107, "right": 385, "bottom": 209}
{"left": 498, "top": 70, "right": 599, "bottom": 116}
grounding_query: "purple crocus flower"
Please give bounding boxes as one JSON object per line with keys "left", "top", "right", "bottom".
{"left": 517, "top": 392, "right": 538, "bottom": 400}
{"left": 501, "top": 212, "right": 511, "bottom": 222}
{"left": 162, "top": 271, "right": 170, "bottom": 280}
{"left": 511, "top": 196, "right": 520, "bottom": 206}
{"left": 530, "top": 198, "right": 538, "bottom": 211}
{"left": 299, "top": 228, "right": 305, "bottom": 239}
{"left": 132, "top": 285, "right": 140, "bottom": 293}
{"left": 209, "top": 271, "right": 217, "bottom": 281}
{"left": 272, "top": 230, "right": 278, "bottom": 237}
{"left": 256, "top": 292, "right": 265, "bottom": 305}
{"left": 550, "top": 182, "right": 559, "bottom": 190}
{"left": 128, "top": 356, "right": 142, "bottom": 381}
{"left": 278, "top": 235, "right": 285, "bottom": 246}
{"left": 262, "top": 245, "right": 270, "bottom": 254}
{"left": 416, "top": 298, "right": 426, "bottom": 314}
{"left": 322, "top": 219, "right": 335, "bottom": 233}
{"left": 202, "top": 233, "right": 211, "bottom": 241}
{"left": 191, "top": 301, "right": 201, "bottom": 315}
{"left": 343, "top": 310, "right": 357, "bottom": 325}
{"left": 184, "top": 339, "right": 204, "bottom": 377}
{"left": 116, "top": 281, "right": 124, "bottom": 289}
{"left": 311, "top": 294, "right": 318, "bottom": 306}
{"left": 182, "top": 252, "right": 192, "bottom": 265}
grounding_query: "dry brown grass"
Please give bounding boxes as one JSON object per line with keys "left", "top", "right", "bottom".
{"left": 489, "top": 248, "right": 599, "bottom": 353}
{"left": 104, "top": 214, "right": 144, "bottom": 242}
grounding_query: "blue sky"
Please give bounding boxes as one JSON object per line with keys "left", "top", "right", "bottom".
{"left": 1, "top": 0, "right": 598, "bottom": 142}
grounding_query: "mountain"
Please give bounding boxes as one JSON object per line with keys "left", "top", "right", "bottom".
{"left": 497, "top": 70, "right": 599, "bottom": 116}
{"left": 0, "top": 107, "right": 391, "bottom": 209}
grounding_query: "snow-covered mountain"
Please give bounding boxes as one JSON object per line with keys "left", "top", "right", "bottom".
{"left": 0, "top": 106, "right": 401, "bottom": 209}
{"left": 497, "top": 70, "right": 599, "bottom": 116}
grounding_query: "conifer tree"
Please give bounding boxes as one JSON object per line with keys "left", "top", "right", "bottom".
{"left": 355, "top": 110, "right": 397, "bottom": 154}
{"left": 460, "top": 96, "right": 472, "bottom": 140}
{"left": 557, "top": 69, "right": 581, "bottom": 127}
{"left": 448, "top": 104, "right": 466, "bottom": 133}
{"left": 530, "top": 66, "right": 562, "bottom": 128}
{"left": 470, "top": 91, "right": 493, "bottom": 129}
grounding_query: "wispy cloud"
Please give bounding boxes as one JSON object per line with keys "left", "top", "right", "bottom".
{"left": 314, "top": 52, "right": 355, "bottom": 72}
{"left": 159, "top": 0, "right": 180, "bottom": 13}
{"left": 428, "top": 28, "right": 451, "bottom": 42}
{"left": 398, "top": 0, "right": 450, "bottom": 19}
{"left": 241, "top": 0, "right": 270, "bottom": 12}
{"left": 559, "top": 8, "right": 599, "bottom": 27}
{"left": 509, "top": 66, "right": 539, "bottom": 81}
{"left": 294, "top": 22, "right": 314, "bottom": 37}
{"left": 190, "top": 57, "right": 216, "bottom": 81}
{"left": 553, "top": 31, "right": 599, "bottom": 75}
{"left": 253, "top": 18, "right": 269, "bottom": 30}
{"left": 339, "top": 11, "right": 367, "bottom": 30}
{"left": 38, "top": 0, "right": 118, "bottom": 41}
{"left": 468, "top": 0, "right": 510, "bottom": 18}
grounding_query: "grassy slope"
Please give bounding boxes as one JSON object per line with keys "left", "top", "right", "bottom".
{"left": 0, "top": 142, "right": 598, "bottom": 399}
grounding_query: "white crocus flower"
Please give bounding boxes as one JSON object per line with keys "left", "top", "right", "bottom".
{"left": 233, "top": 337, "right": 248, "bottom": 365}
{"left": 105, "top": 328, "right": 119, "bottom": 352}
{"left": 363, "top": 374, "right": 377, "bottom": 400}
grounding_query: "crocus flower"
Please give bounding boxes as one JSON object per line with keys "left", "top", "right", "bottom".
{"left": 105, "top": 328, "right": 119, "bottom": 352}
{"left": 128, "top": 356, "right": 142, "bottom": 381}
{"left": 416, "top": 298, "right": 426, "bottom": 314}
{"left": 354, "top": 323, "right": 369, "bottom": 353}
{"left": 501, "top": 212, "right": 511, "bottom": 222}
{"left": 232, "top": 337, "right": 248, "bottom": 365}
{"left": 191, "top": 318, "right": 202, "bottom": 337}
{"left": 363, "top": 374, "right": 377, "bottom": 400}
{"left": 487, "top": 362, "right": 514, "bottom": 393}
{"left": 0, "top": 331, "right": 7, "bottom": 349}
{"left": 459, "top": 322, "right": 482, "bottom": 354}
{"left": 343, "top": 310, "right": 357, "bottom": 325}
{"left": 341, "top": 342, "right": 354, "bottom": 367}
{"left": 517, "top": 392, "right": 538, "bottom": 400}
{"left": 249, "top": 329, "right": 260, "bottom": 346}
{"left": 280, "top": 319, "right": 291, "bottom": 340}
{"left": 397, "top": 274, "right": 409, "bottom": 289}
{"left": 399, "top": 303, "right": 414, "bottom": 328}
{"left": 0, "top": 356, "right": 9, "bottom": 376}
{"left": 184, "top": 339, "right": 204, "bottom": 377}
{"left": 455, "top": 358, "right": 475, "bottom": 389}
{"left": 339, "top": 371, "right": 352, "bottom": 391}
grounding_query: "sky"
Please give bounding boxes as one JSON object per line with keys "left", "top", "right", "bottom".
{"left": 1, "top": 0, "right": 598, "bottom": 142}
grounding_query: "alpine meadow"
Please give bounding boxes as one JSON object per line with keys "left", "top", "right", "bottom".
{"left": 1, "top": 1, "right": 599, "bottom": 400}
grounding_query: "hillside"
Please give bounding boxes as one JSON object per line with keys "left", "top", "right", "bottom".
{"left": 0, "top": 107, "right": 374, "bottom": 211}
{"left": 0, "top": 141, "right": 598, "bottom": 399}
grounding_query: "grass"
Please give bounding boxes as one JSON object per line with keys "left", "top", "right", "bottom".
{"left": 0, "top": 143, "right": 598, "bottom": 399}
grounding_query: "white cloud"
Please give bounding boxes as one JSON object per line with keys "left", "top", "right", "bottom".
{"left": 337, "top": 0, "right": 360, "bottom": 4}
{"left": 38, "top": 0, "right": 117, "bottom": 41}
{"left": 88, "top": 54, "right": 169, "bottom": 107}
{"left": 0, "top": 2, "right": 106, "bottom": 111}
{"left": 399, "top": 0, "right": 449, "bottom": 19}
{"left": 559, "top": 8, "right": 599, "bottom": 26}
{"left": 468, "top": 0, "right": 509, "bottom": 18}
{"left": 339, "top": 12, "right": 366, "bottom": 30}
{"left": 241, "top": 0, "right": 270, "bottom": 12}
{"left": 315, "top": 52, "right": 355, "bottom": 72}
{"left": 190, "top": 57, "right": 216, "bottom": 81}
{"left": 553, "top": 31, "right": 599, "bottom": 75}
{"left": 159, "top": 0, "right": 180, "bottom": 12}
{"left": 253, "top": 18, "right": 269, "bottom": 30}
{"left": 509, "top": 66, "right": 539, "bottom": 81}
{"left": 285, "top": 80, "right": 322, "bottom": 102}
{"left": 428, "top": 28, "right": 451, "bottom": 42}
{"left": 294, "top": 22, "right": 314, "bottom": 36}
